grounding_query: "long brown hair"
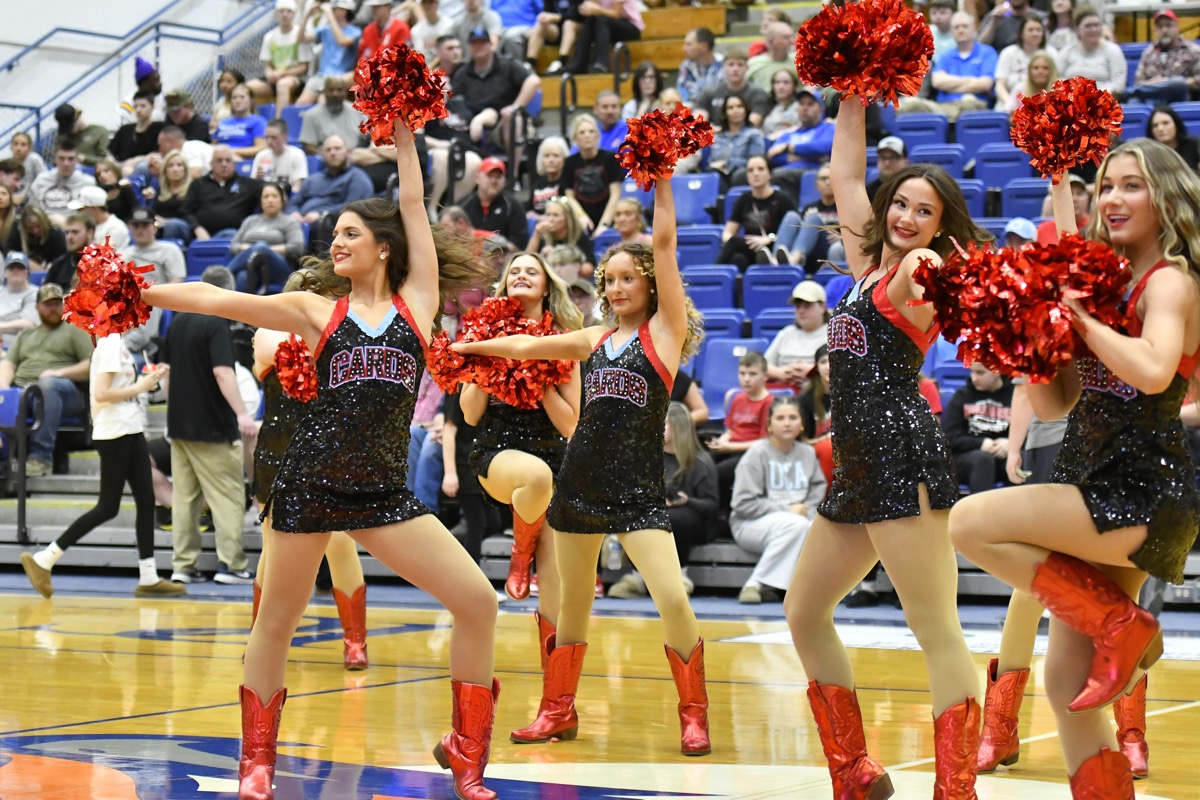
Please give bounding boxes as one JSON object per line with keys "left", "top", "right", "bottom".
{"left": 495, "top": 251, "right": 583, "bottom": 331}
{"left": 0, "top": 185, "right": 15, "bottom": 244}
{"left": 283, "top": 259, "right": 351, "bottom": 298}
{"left": 18, "top": 205, "right": 53, "bottom": 251}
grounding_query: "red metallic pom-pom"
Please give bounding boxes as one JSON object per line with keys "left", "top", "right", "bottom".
{"left": 794, "top": 0, "right": 934, "bottom": 107}
{"left": 1011, "top": 77, "right": 1123, "bottom": 181}
{"left": 618, "top": 103, "right": 715, "bottom": 191}
{"left": 428, "top": 296, "right": 575, "bottom": 409}
{"left": 274, "top": 335, "right": 319, "bottom": 403}
{"left": 63, "top": 239, "right": 154, "bottom": 342}
{"left": 352, "top": 43, "right": 448, "bottom": 145}
{"left": 913, "top": 235, "right": 1128, "bottom": 382}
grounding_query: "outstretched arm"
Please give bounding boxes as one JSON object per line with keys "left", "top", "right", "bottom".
{"left": 142, "top": 283, "right": 330, "bottom": 347}
{"left": 394, "top": 123, "right": 440, "bottom": 332}
{"left": 453, "top": 327, "right": 604, "bottom": 361}
{"left": 647, "top": 176, "right": 686, "bottom": 371}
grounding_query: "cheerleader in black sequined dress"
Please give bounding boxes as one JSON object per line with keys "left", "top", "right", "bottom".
{"left": 781, "top": 97, "right": 993, "bottom": 800}
{"left": 454, "top": 177, "right": 714, "bottom": 757}
{"left": 141, "top": 122, "right": 503, "bottom": 800}
{"left": 951, "top": 140, "right": 1200, "bottom": 795}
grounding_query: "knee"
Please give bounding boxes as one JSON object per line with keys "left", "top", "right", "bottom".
{"left": 784, "top": 586, "right": 830, "bottom": 641}
{"left": 452, "top": 573, "right": 499, "bottom": 624}
{"left": 948, "top": 500, "right": 987, "bottom": 559}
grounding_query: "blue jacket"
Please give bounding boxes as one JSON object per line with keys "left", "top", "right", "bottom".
{"left": 290, "top": 166, "right": 374, "bottom": 215}
{"left": 777, "top": 121, "right": 835, "bottom": 171}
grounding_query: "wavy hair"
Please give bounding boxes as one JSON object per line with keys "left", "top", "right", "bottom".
{"left": 540, "top": 196, "right": 586, "bottom": 250}
{"left": 1022, "top": 50, "right": 1059, "bottom": 97}
{"left": 592, "top": 242, "right": 704, "bottom": 363}
{"left": 494, "top": 251, "right": 584, "bottom": 331}
{"left": 158, "top": 149, "right": 192, "bottom": 202}
{"left": 18, "top": 205, "right": 54, "bottom": 252}
{"left": 665, "top": 400, "right": 711, "bottom": 483}
{"left": 283, "top": 259, "right": 351, "bottom": 298}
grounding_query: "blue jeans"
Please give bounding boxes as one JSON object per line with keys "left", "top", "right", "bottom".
{"left": 228, "top": 243, "right": 295, "bottom": 292}
{"left": 1124, "top": 77, "right": 1189, "bottom": 106}
{"left": 30, "top": 376, "right": 88, "bottom": 465}
{"left": 778, "top": 209, "right": 845, "bottom": 271}
{"left": 407, "top": 424, "right": 444, "bottom": 513}
{"left": 158, "top": 218, "right": 191, "bottom": 243}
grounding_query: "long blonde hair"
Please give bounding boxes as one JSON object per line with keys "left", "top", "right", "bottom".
{"left": 158, "top": 149, "right": 192, "bottom": 202}
{"left": 665, "top": 400, "right": 709, "bottom": 483}
{"left": 1022, "top": 50, "right": 1060, "bottom": 98}
{"left": 540, "top": 196, "right": 586, "bottom": 250}
{"left": 495, "top": 251, "right": 583, "bottom": 331}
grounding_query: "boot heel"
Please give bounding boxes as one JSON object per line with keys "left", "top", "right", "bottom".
{"left": 868, "top": 773, "right": 895, "bottom": 799}
{"left": 432, "top": 742, "right": 450, "bottom": 770}
{"left": 1000, "top": 752, "right": 1019, "bottom": 767}
{"left": 556, "top": 725, "right": 579, "bottom": 741}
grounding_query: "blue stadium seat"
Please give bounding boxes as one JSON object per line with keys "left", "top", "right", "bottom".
{"left": 799, "top": 170, "right": 819, "bottom": 208}
{"left": 752, "top": 307, "right": 795, "bottom": 341}
{"left": 675, "top": 225, "right": 723, "bottom": 267}
{"left": 592, "top": 227, "right": 620, "bottom": 257}
{"left": 235, "top": 161, "right": 253, "bottom": 177}
{"left": 279, "top": 104, "right": 313, "bottom": 147}
{"left": 307, "top": 154, "right": 324, "bottom": 175}
{"left": 975, "top": 142, "right": 1033, "bottom": 189}
{"left": 742, "top": 264, "right": 803, "bottom": 319}
{"left": 691, "top": 309, "right": 748, "bottom": 377}
{"left": 910, "top": 143, "right": 966, "bottom": 177}
{"left": 28, "top": 271, "right": 45, "bottom": 286}
{"left": 672, "top": 173, "right": 721, "bottom": 226}
{"left": 1001, "top": 177, "right": 1051, "bottom": 219}
{"left": 186, "top": 239, "right": 233, "bottom": 277}
{"left": 976, "top": 217, "right": 1011, "bottom": 243}
{"left": 525, "top": 87, "right": 543, "bottom": 118}
{"left": 1120, "top": 104, "right": 1150, "bottom": 137}
{"left": 825, "top": 274, "right": 855, "bottom": 308}
{"left": 878, "top": 103, "right": 897, "bottom": 135}
{"left": 684, "top": 266, "right": 737, "bottom": 309}
{"left": 958, "top": 178, "right": 986, "bottom": 218}
{"left": 865, "top": 146, "right": 877, "bottom": 169}
{"left": 812, "top": 267, "right": 843, "bottom": 287}
{"left": 699, "top": 337, "right": 769, "bottom": 421}
{"left": 1120, "top": 42, "right": 1148, "bottom": 88}
{"left": 258, "top": 103, "right": 276, "bottom": 121}
{"left": 954, "top": 111, "right": 1011, "bottom": 161}
{"left": 621, "top": 177, "right": 654, "bottom": 210}
{"left": 723, "top": 185, "right": 749, "bottom": 220}
{"left": 896, "top": 113, "right": 949, "bottom": 150}
{"left": 1172, "top": 101, "right": 1200, "bottom": 134}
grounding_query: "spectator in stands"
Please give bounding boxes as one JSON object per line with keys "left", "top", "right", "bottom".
{"left": 92, "top": 160, "right": 139, "bottom": 223}
{"left": 656, "top": 88, "right": 701, "bottom": 172}
{"left": 250, "top": 120, "right": 308, "bottom": 193}
{"left": 866, "top": 135, "right": 909, "bottom": 201}
{"left": 28, "top": 145, "right": 97, "bottom": 220}
{"left": 1046, "top": 0, "right": 1077, "bottom": 52}
{"left": 0, "top": 160, "right": 25, "bottom": 211}
{"left": 775, "top": 162, "right": 844, "bottom": 271}
{"left": 164, "top": 90, "right": 212, "bottom": 142}
{"left": 1058, "top": 4, "right": 1126, "bottom": 93}
{"left": 611, "top": 197, "right": 652, "bottom": 247}
{"left": 451, "top": 27, "right": 540, "bottom": 147}
{"left": 1002, "top": 48, "right": 1059, "bottom": 115}
{"left": 150, "top": 150, "right": 193, "bottom": 241}
{"left": 541, "top": 242, "right": 584, "bottom": 283}
{"left": 526, "top": 0, "right": 575, "bottom": 71}
{"left": 747, "top": 6, "right": 791, "bottom": 58}
{"left": 942, "top": 362, "right": 1013, "bottom": 495}
{"left": 407, "top": 372, "right": 446, "bottom": 514}
{"left": 624, "top": 62, "right": 663, "bottom": 119}
{"left": 762, "top": 69, "right": 802, "bottom": 145}
{"left": 1003, "top": 217, "right": 1037, "bottom": 249}
{"left": 493, "top": 0, "right": 541, "bottom": 61}
{"left": 247, "top": 0, "right": 311, "bottom": 112}
{"left": 162, "top": 266, "right": 257, "bottom": 585}
{"left": 213, "top": 84, "right": 268, "bottom": 161}
{"left": 109, "top": 91, "right": 165, "bottom": 174}
{"left": 53, "top": 104, "right": 109, "bottom": 166}
{"left": 730, "top": 395, "right": 826, "bottom": 605}
{"left": 677, "top": 27, "right": 724, "bottom": 102}
{"left": 747, "top": 22, "right": 795, "bottom": 92}
{"left": 454, "top": 0, "right": 503, "bottom": 49}
{"left": 44, "top": 213, "right": 92, "bottom": 289}
{"left": 289, "top": 134, "right": 374, "bottom": 246}
{"left": 1125, "top": 10, "right": 1200, "bottom": 105}
{"left": 438, "top": 204, "right": 481, "bottom": 238}
{"left": 765, "top": 280, "right": 828, "bottom": 387}
{"left": 121, "top": 207, "right": 185, "bottom": 344}
{"left": 566, "top": 273, "right": 601, "bottom": 325}
{"left": 928, "top": 0, "right": 956, "bottom": 62}
{"left": 361, "top": 0, "right": 412, "bottom": 60}
{"left": 694, "top": 49, "right": 771, "bottom": 128}
{"left": 298, "top": 77, "right": 366, "bottom": 156}
{"left": 0, "top": 253, "right": 39, "bottom": 349}
{"left": 1037, "top": 173, "right": 1089, "bottom": 244}
{"left": 229, "top": 183, "right": 304, "bottom": 293}
{"left": 0, "top": 185, "right": 16, "bottom": 248}
{"left": 717, "top": 155, "right": 794, "bottom": 269}
{"left": 118, "top": 57, "right": 166, "bottom": 126}
{"left": 562, "top": 114, "right": 623, "bottom": 235}
{"left": 708, "top": 351, "right": 773, "bottom": 504}
{"left": 528, "top": 196, "right": 594, "bottom": 268}
{"left": 70, "top": 186, "right": 130, "bottom": 250}
{"left": 433, "top": 32, "right": 464, "bottom": 75}
{"left": 979, "top": 0, "right": 1047, "bottom": 54}
{"left": 8, "top": 206, "right": 67, "bottom": 271}
{"left": 1147, "top": 105, "right": 1200, "bottom": 172}
{"left": 296, "top": 0, "right": 363, "bottom": 105}
{"left": 994, "top": 16, "right": 1056, "bottom": 113}
{"left": 799, "top": 344, "right": 833, "bottom": 485}
{"left": 7, "top": 132, "right": 45, "bottom": 192}
{"left": 592, "top": 91, "right": 630, "bottom": 153}
{"left": 565, "top": 0, "right": 643, "bottom": 75}
{"left": 704, "top": 96, "right": 766, "bottom": 188}
{"left": 413, "top": 0, "right": 457, "bottom": 65}
{"left": 456, "top": 157, "right": 529, "bottom": 248}
{"left": 902, "top": 12, "right": 996, "bottom": 121}
{"left": 208, "top": 68, "right": 246, "bottom": 136}
{"left": 180, "top": 145, "right": 263, "bottom": 240}
{"left": 0, "top": 282, "right": 94, "bottom": 477}
{"left": 529, "top": 135, "right": 568, "bottom": 215}
{"left": 770, "top": 85, "right": 835, "bottom": 198}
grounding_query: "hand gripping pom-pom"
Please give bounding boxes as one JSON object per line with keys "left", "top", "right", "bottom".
{"left": 352, "top": 43, "right": 448, "bottom": 145}
{"left": 1011, "top": 77, "right": 1123, "bottom": 181}
{"left": 912, "top": 235, "right": 1128, "bottom": 382}
{"left": 63, "top": 240, "right": 154, "bottom": 342}
{"left": 794, "top": 0, "right": 934, "bottom": 107}
{"left": 618, "top": 103, "right": 714, "bottom": 191}
{"left": 428, "top": 296, "right": 575, "bottom": 409}
{"left": 274, "top": 335, "right": 319, "bottom": 403}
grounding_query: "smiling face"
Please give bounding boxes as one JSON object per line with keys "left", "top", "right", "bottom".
{"left": 885, "top": 177, "right": 943, "bottom": 255}
{"left": 603, "top": 251, "right": 652, "bottom": 320}
{"left": 1097, "top": 153, "right": 1160, "bottom": 251}
{"left": 331, "top": 211, "right": 387, "bottom": 278}
{"left": 503, "top": 254, "right": 549, "bottom": 312}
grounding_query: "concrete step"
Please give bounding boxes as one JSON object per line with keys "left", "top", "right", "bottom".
{"left": 0, "top": 525, "right": 261, "bottom": 550}
{"left": 0, "top": 495, "right": 140, "bottom": 527}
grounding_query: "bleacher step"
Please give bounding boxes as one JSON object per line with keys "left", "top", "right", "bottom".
{"left": 1, "top": 496, "right": 141, "bottom": 528}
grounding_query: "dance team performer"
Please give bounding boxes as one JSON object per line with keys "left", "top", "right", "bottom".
{"left": 453, "top": 174, "right": 712, "bottom": 756}
{"left": 951, "top": 139, "right": 1200, "bottom": 797}
{"left": 140, "top": 120, "right": 501, "bottom": 800}
{"left": 781, "top": 95, "right": 990, "bottom": 800}
{"left": 249, "top": 265, "right": 372, "bottom": 672}
{"left": 458, "top": 252, "right": 582, "bottom": 667}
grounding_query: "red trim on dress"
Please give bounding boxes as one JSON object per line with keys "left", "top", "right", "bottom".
{"left": 393, "top": 294, "right": 427, "bottom": 349}
{"left": 314, "top": 296, "right": 349, "bottom": 361}
{"left": 873, "top": 266, "right": 939, "bottom": 355}
{"left": 594, "top": 327, "right": 617, "bottom": 352}
{"left": 1124, "top": 260, "right": 1200, "bottom": 379}
{"left": 638, "top": 320, "right": 675, "bottom": 393}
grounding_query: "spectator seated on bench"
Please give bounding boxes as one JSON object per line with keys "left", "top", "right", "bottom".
{"left": 941, "top": 362, "right": 1013, "bottom": 495}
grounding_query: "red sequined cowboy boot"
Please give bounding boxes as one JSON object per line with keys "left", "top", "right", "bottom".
{"left": 1113, "top": 675, "right": 1148, "bottom": 779}
{"left": 534, "top": 610, "right": 555, "bottom": 671}
{"left": 806, "top": 681, "right": 894, "bottom": 799}
{"left": 433, "top": 678, "right": 501, "bottom": 800}
{"left": 933, "top": 697, "right": 981, "bottom": 800}
{"left": 507, "top": 510, "right": 544, "bottom": 601}
{"left": 976, "top": 658, "right": 1030, "bottom": 772}
{"left": 238, "top": 684, "right": 287, "bottom": 800}
{"left": 333, "top": 583, "right": 368, "bottom": 671}
{"left": 251, "top": 580, "right": 262, "bottom": 629}
{"left": 664, "top": 638, "right": 711, "bottom": 756}
{"left": 1030, "top": 552, "right": 1162, "bottom": 712}
{"left": 510, "top": 636, "right": 587, "bottom": 743}
{"left": 1069, "top": 747, "right": 1134, "bottom": 799}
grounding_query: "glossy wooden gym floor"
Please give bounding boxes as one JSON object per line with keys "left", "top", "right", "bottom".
{"left": 0, "top": 590, "right": 1195, "bottom": 799}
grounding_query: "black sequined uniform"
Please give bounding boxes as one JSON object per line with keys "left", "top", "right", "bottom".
{"left": 267, "top": 295, "right": 429, "bottom": 533}
{"left": 1051, "top": 264, "right": 1200, "bottom": 583}
{"left": 820, "top": 267, "right": 958, "bottom": 523}
{"left": 254, "top": 368, "right": 305, "bottom": 507}
{"left": 468, "top": 397, "right": 568, "bottom": 481}
{"left": 548, "top": 322, "right": 673, "bottom": 534}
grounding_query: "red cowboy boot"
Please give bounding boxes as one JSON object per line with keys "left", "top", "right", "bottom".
{"left": 238, "top": 684, "right": 287, "bottom": 800}
{"left": 664, "top": 639, "right": 711, "bottom": 756}
{"left": 510, "top": 636, "right": 587, "bottom": 743}
{"left": 807, "top": 681, "right": 894, "bottom": 799}
{"left": 251, "top": 580, "right": 262, "bottom": 629}
{"left": 507, "top": 510, "right": 544, "bottom": 601}
{"left": 1069, "top": 747, "right": 1135, "bottom": 799}
{"left": 333, "top": 584, "right": 368, "bottom": 671}
{"left": 976, "top": 659, "right": 1030, "bottom": 771}
{"left": 1113, "top": 675, "right": 1148, "bottom": 779}
{"left": 933, "top": 697, "right": 981, "bottom": 800}
{"left": 1030, "top": 553, "right": 1162, "bottom": 712}
{"left": 433, "top": 679, "right": 501, "bottom": 800}
{"left": 534, "top": 610, "right": 555, "bottom": 671}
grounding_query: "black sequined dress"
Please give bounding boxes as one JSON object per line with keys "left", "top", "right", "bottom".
{"left": 820, "top": 266, "right": 958, "bottom": 523}
{"left": 548, "top": 322, "right": 673, "bottom": 534}
{"left": 254, "top": 367, "right": 305, "bottom": 507}
{"left": 1051, "top": 263, "right": 1200, "bottom": 583}
{"left": 266, "top": 295, "right": 430, "bottom": 533}
{"left": 469, "top": 397, "right": 568, "bottom": 481}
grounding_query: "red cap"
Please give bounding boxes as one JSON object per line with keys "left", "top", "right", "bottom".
{"left": 1155, "top": 9, "right": 1178, "bottom": 22}
{"left": 479, "top": 157, "right": 506, "bottom": 175}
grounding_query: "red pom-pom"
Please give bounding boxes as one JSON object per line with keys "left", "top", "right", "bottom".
{"left": 618, "top": 103, "right": 715, "bottom": 191}
{"left": 428, "top": 296, "right": 574, "bottom": 409}
{"left": 352, "top": 43, "right": 448, "bottom": 145}
{"left": 63, "top": 239, "right": 154, "bottom": 342}
{"left": 274, "top": 335, "right": 319, "bottom": 402}
{"left": 913, "top": 235, "right": 1128, "bottom": 381}
{"left": 1011, "top": 77, "right": 1123, "bottom": 181}
{"left": 794, "top": 0, "right": 934, "bottom": 107}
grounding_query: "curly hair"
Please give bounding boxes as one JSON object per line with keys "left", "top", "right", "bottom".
{"left": 592, "top": 242, "right": 704, "bottom": 363}
{"left": 494, "top": 251, "right": 584, "bottom": 331}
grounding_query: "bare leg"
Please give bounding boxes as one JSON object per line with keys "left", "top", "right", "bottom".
{"left": 558, "top": 20, "right": 578, "bottom": 60}
{"left": 326, "top": 531, "right": 364, "bottom": 592}
{"left": 1045, "top": 615, "right": 1121, "bottom": 773}
{"left": 275, "top": 76, "right": 299, "bottom": 113}
{"left": 621, "top": 528, "right": 699, "bottom": 656}
{"left": 554, "top": 532, "right": 605, "bottom": 645}
{"left": 998, "top": 590, "right": 1047, "bottom": 673}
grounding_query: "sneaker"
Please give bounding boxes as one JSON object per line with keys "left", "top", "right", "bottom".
{"left": 529, "top": 572, "right": 540, "bottom": 598}
{"left": 214, "top": 564, "right": 255, "bottom": 585}
{"left": 755, "top": 248, "right": 776, "bottom": 266}
{"left": 199, "top": 512, "right": 215, "bottom": 532}
{"left": 738, "top": 584, "right": 762, "bottom": 605}
{"left": 155, "top": 505, "right": 173, "bottom": 531}
{"left": 135, "top": 579, "right": 187, "bottom": 597}
{"left": 844, "top": 581, "right": 880, "bottom": 608}
{"left": 608, "top": 572, "right": 648, "bottom": 599}
{"left": 546, "top": 59, "right": 564, "bottom": 74}
{"left": 759, "top": 586, "right": 783, "bottom": 603}
{"left": 594, "top": 576, "right": 604, "bottom": 599}
{"left": 775, "top": 245, "right": 796, "bottom": 266}
{"left": 24, "top": 458, "right": 51, "bottom": 477}
{"left": 20, "top": 552, "right": 53, "bottom": 598}
{"left": 170, "top": 567, "right": 209, "bottom": 584}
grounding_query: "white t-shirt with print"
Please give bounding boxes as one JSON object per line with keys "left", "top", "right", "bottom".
{"left": 90, "top": 334, "right": 146, "bottom": 440}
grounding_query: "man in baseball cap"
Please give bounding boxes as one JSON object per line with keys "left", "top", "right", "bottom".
{"left": 868, "top": 136, "right": 910, "bottom": 200}
{"left": 765, "top": 280, "right": 829, "bottom": 386}
{"left": 1123, "top": 9, "right": 1198, "bottom": 105}
{"left": 1, "top": 253, "right": 39, "bottom": 347}
{"left": 69, "top": 185, "right": 130, "bottom": 249}
{"left": 1003, "top": 217, "right": 1037, "bottom": 249}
